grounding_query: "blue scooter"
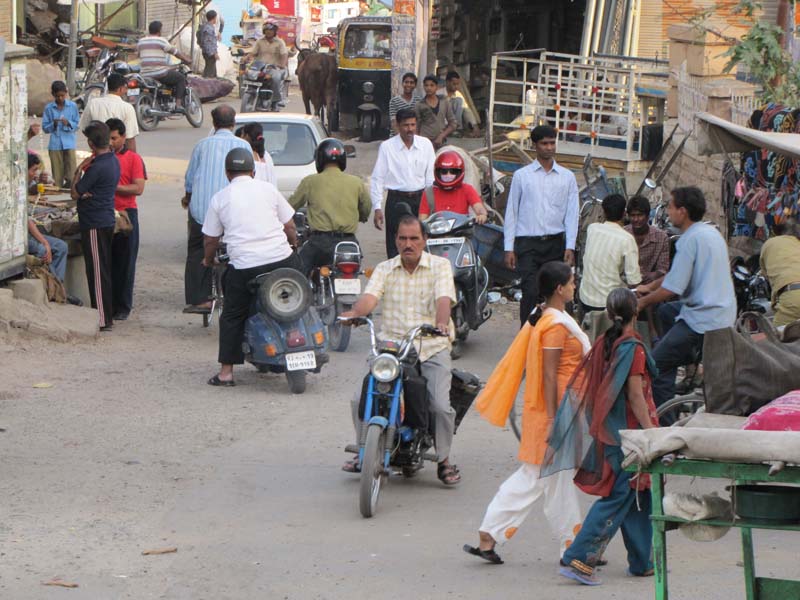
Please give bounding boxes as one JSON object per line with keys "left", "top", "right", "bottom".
{"left": 241, "top": 267, "right": 329, "bottom": 393}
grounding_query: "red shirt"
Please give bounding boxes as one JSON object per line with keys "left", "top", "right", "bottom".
{"left": 423, "top": 183, "right": 481, "bottom": 215}
{"left": 114, "top": 147, "right": 147, "bottom": 210}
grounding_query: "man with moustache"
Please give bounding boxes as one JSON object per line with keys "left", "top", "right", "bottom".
{"left": 624, "top": 195, "right": 670, "bottom": 285}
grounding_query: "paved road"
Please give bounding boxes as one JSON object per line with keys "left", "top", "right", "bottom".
{"left": 2, "top": 89, "right": 798, "bottom": 599}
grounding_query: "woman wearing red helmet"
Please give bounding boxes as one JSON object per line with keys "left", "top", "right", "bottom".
{"left": 419, "top": 150, "right": 489, "bottom": 223}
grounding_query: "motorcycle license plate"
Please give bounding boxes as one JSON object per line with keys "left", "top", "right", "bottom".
{"left": 427, "top": 237, "right": 465, "bottom": 247}
{"left": 286, "top": 350, "right": 316, "bottom": 371}
{"left": 334, "top": 278, "right": 361, "bottom": 295}
{"left": 127, "top": 88, "right": 140, "bottom": 96}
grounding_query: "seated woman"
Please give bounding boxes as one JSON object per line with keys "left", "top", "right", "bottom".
{"left": 544, "top": 287, "right": 658, "bottom": 586}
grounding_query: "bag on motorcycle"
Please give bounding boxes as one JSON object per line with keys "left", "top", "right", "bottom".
{"left": 402, "top": 366, "right": 430, "bottom": 430}
{"left": 703, "top": 312, "right": 800, "bottom": 416}
{"left": 450, "top": 369, "right": 481, "bottom": 433}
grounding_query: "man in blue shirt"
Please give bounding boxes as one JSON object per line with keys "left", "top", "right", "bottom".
{"left": 503, "top": 125, "right": 579, "bottom": 324}
{"left": 42, "top": 80, "right": 80, "bottom": 189}
{"left": 71, "top": 121, "right": 121, "bottom": 331}
{"left": 637, "top": 186, "right": 736, "bottom": 420}
{"left": 183, "top": 104, "right": 251, "bottom": 313}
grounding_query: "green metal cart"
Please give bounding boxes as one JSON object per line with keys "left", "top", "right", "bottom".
{"left": 630, "top": 458, "right": 800, "bottom": 600}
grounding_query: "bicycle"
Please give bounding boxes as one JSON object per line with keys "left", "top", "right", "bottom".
{"left": 203, "top": 248, "right": 228, "bottom": 328}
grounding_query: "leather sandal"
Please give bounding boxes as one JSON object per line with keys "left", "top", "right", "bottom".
{"left": 437, "top": 463, "right": 461, "bottom": 485}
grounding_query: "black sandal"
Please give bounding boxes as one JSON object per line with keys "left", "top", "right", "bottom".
{"left": 208, "top": 374, "right": 235, "bottom": 387}
{"left": 463, "top": 544, "right": 503, "bottom": 564}
{"left": 438, "top": 463, "right": 461, "bottom": 485}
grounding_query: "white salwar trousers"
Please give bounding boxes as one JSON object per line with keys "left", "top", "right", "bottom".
{"left": 479, "top": 463, "right": 582, "bottom": 557}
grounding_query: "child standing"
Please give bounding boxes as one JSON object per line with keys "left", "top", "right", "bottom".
{"left": 42, "top": 81, "right": 80, "bottom": 189}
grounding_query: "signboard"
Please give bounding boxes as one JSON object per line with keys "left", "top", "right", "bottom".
{"left": 261, "top": 0, "right": 295, "bottom": 16}
{"left": 391, "top": 14, "right": 414, "bottom": 96}
{"left": 393, "top": 0, "right": 414, "bottom": 16}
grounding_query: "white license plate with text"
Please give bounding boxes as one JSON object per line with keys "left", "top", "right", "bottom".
{"left": 334, "top": 278, "right": 361, "bottom": 295}
{"left": 427, "top": 237, "right": 465, "bottom": 247}
{"left": 286, "top": 350, "right": 316, "bottom": 371}
{"left": 127, "top": 88, "right": 140, "bottom": 96}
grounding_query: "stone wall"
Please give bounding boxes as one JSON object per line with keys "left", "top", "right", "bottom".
{"left": 659, "top": 130, "right": 729, "bottom": 231}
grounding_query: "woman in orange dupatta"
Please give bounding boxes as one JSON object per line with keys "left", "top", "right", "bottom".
{"left": 464, "top": 262, "right": 590, "bottom": 565}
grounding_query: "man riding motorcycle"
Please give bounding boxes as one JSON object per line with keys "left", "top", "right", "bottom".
{"left": 288, "top": 138, "right": 371, "bottom": 274}
{"left": 201, "top": 147, "right": 301, "bottom": 386}
{"left": 418, "top": 151, "right": 489, "bottom": 223}
{"left": 137, "top": 20, "right": 192, "bottom": 110}
{"left": 340, "top": 215, "right": 462, "bottom": 486}
{"left": 245, "top": 20, "right": 289, "bottom": 109}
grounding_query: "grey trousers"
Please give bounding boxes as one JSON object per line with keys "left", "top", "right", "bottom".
{"left": 351, "top": 349, "right": 455, "bottom": 461}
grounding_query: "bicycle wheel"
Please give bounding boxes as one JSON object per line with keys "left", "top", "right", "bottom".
{"left": 656, "top": 391, "right": 705, "bottom": 427}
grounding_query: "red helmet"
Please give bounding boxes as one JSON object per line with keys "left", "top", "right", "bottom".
{"left": 434, "top": 150, "right": 465, "bottom": 190}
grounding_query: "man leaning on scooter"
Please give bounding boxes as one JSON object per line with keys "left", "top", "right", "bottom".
{"left": 340, "top": 214, "right": 461, "bottom": 485}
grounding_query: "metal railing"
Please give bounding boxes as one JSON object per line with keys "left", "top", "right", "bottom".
{"left": 489, "top": 49, "right": 668, "bottom": 162}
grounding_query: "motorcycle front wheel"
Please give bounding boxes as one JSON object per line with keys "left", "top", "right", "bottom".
{"left": 360, "top": 112, "right": 375, "bottom": 143}
{"left": 359, "top": 423, "right": 385, "bottom": 518}
{"left": 186, "top": 91, "right": 203, "bottom": 128}
{"left": 240, "top": 89, "right": 256, "bottom": 113}
{"left": 135, "top": 94, "right": 159, "bottom": 131}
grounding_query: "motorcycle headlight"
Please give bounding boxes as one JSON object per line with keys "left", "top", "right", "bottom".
{"left": 362, "top": 81, "right": 375, "bottom": 93}
{"left": 370, "top": 353, "right": 400, "bottom": 383}
{"left": 427, "top": 219, "right": 455, "bottom": 235}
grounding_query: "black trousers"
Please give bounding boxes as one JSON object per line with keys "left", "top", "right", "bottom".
{"left": 218, "top": 252, "right": 304, "bottom": 365}
{"left": 202, "top": 53, "right": 217, "bottom": 78}
{"left": 299, "top": 232, "right": 357, "bottom": 275}
{"left": 155, "top": 69, "right": 187, "bottom": 103}
{"left": 385, "top": 189, "right": 422, "bottom": 258}
{"left": 185, "top": 215, "right": 212, "bottom": 306}
{"left": 515, "top": 233, "right": 566, "bottom": 325}
{"left": 81, "top": 226, "right": 114, "bottom": 328}
{"left": 111, "top": 208, "right": 139, "bottom": 316}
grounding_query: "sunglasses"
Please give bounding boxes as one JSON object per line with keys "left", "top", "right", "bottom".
{"left": 438, "top": 168, "right": 461, "bottom": 175}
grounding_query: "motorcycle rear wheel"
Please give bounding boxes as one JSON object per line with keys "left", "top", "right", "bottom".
{"left": 328, "top": 304, "right": 352, "bottom": 352}
{"left": 135, "top": 94, "right": 159, "bottom": 131}
{"left": 285, "top": 370, "right": 307, "bottom": 394}
{"left": 359, "top": 424, "right": 385, "bottom": 518}
{"left": 186, "top": 91, "right": 203, "bottom": 128}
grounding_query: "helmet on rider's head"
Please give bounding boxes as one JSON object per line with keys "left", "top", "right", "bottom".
{"left": 314, "top": 138, "right": 346, "bottom": 173}
{"left": 262, "top": 19, "right": 279, "bottom": 33}
{"left": 225, "top": 147, "right": 255, "bottom": 173}
{"left": 434, "top": 150, "right": 465, "bottom": 190}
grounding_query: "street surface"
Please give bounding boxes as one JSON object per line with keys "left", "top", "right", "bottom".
{"left": 2, "top": 89, "right": 798, "bottom": 599}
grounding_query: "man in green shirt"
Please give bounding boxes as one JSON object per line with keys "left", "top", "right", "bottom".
{"left": 289, "top": 138, "right": 371, "bottom": 273}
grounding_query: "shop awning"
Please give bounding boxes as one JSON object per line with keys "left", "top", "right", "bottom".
{"left": 696, "top": 111, "right": 800, "bottom": 160}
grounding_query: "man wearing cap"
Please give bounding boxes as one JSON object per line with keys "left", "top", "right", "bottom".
{"left": 246, "top": 20, "right": 289, "bottom": 109}
{"left": 202, "top": 147, "right": 302, "bottom": 386}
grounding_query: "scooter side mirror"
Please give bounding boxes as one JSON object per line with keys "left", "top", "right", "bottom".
{"left": 487, "top": 291, "right": 502, "bottom": 304}
{"left": 344, "top": 144, "right": 357, "bottom": 158}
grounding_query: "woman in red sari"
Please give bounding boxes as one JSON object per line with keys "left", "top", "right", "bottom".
{"left": 543, "top": 287, "right": 658, "bottom": 585}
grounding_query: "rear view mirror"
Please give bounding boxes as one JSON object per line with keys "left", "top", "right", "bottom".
{"left": 344, "top": 144, "right": 357, "bottom": 158}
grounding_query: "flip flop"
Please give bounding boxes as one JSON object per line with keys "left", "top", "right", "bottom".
{"left": 559, "top": 565, "right": 602, "bottom": 586}
{"left": 208, "top": 375, "right": 235, "bottom": 387}
{"left": 627, "top": 568, "right": 655, "bottom": 577}
{"left": 560, "top": 558, "right": 607, "bottom": 567}
{"left": 463, "top": 544, "right": 503, "bottom": 564}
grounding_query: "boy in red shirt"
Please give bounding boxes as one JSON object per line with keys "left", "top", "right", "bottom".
{"left": 419, "top": 150, "right": 489, "bottom": 223}
{"left": 106, "top": 118, "right": 147, "bottom": 321}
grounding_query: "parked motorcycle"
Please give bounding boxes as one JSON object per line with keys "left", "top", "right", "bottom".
{"left": 309, "top": 240, "right": 364, "bottom": 352}
{"left": 424, "top": 211, "right": 494, "bottom": 358}
{"left": 241, "top": 267, "right": 329, "bottom": 394}
{"left": 340, "top": 317, "right": 480, "bottom": 518}
{"left": 731, "top": 255, "right": 773, "bottom": 317}
{"left": 128, "top": 64, "right": 203, "bottom": 131}
{"left": 240, "top": 60, "right": 279, "bottom": 113}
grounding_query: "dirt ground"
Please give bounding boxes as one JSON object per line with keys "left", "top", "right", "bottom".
{"left": 2, "top": 92, "right": 798, "bottom": 599}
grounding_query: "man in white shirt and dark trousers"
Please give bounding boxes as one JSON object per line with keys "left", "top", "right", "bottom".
{"left": 370, "top": 107, "right": 435, "bottom": 258}
{"left": 579, "top": 193, "right": 642, "bottom": 313}
{"left": 503, "top": 125, "right": 579, "bottom": 324}
{"left": 202, "top": 148, "right": 302, "bottom": 387}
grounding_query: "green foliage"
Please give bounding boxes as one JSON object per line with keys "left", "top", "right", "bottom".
{"left": 722, "top": 0, "right": 800, "bottom": 105}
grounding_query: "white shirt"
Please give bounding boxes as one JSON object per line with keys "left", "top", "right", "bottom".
{"left": 369, "top": 134, "right": 435, "bottom": 211}
{"left": 579, "top": 221, "right": 642, "bottom": 308}
{"left": 254, "top": 154, "right": 277, "bottom": 188}
{"left": 503, "top": 159, "right": 579, "bottom": 251}
{"left": 79, "top": 94, "right": 140, "bottom": 139}
{"left": 202, "top": 175, "right": 294, "bottom": 269}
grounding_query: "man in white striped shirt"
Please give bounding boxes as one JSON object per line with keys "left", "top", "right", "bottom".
{"left": 389, "top": 72, "right": 423, "bottom": 132}
{"left": 579, "top": 194, "right": 642, "bottom": 313}
{"left": 137, "top": 21, "right": 191, "bottom": 109}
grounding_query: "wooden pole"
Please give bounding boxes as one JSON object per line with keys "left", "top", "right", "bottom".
{"left": 67, "top": 0, "right": 79, "bottom": 96}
